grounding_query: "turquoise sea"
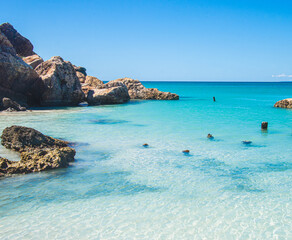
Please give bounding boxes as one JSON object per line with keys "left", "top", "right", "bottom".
{"left": 0, "top": 82, "right": 291, "bottom": 239}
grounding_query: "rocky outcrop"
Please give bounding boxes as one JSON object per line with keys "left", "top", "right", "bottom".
{"left": 0, "top": 126, "right": 75, "bottom": 176}
{"left": 0, "top": 23, "right": 34, "bottom": 57}
{"left": 85, "top": 76, "right": 103, "bottom": 88}
{"left": 112, "top": 78, "right": 179, "bottom": 100}
{"left": 1, "top": 97, "right": 26, "bottom": 111}
{"left": 35, "top": 56, "right": 85, "bottom": 106}
{"left": 274, "top": 98, "right": 292, "bottom": 109}
{"left": 73, "top": 65, "right": 87, "bottom": 76}
{"left": 0, "top": 30, "right": 43, "bottom": 106}
{"left": 87, "top": 81, "right": 130, "bottom": 105}
{"left": 76, "top": 71, "right": 86, "bottom": 83}
{"left": 22, "top": 54, "right": 43, "bottom": 69}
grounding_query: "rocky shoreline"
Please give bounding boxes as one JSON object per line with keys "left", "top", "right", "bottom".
{"left": 0, "top": 22, "right": 179, "bottom": 112}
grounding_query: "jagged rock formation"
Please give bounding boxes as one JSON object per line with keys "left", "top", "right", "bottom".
{"left": 0, "top": 23, "right": 34, "bottom": 57}
{"left": 112, "top": 78, "right": 179, "bottom": 100}
{"left": 0, "top": 27, "right": 43, "bottom": 106}
{"left": 35, "top": 56, "right": 85, "bottom": 106}
{"left": 274, "top": 98, "right": 292, "bottom": 109}
{"left": 87, "top": 81, "right": 130, "bottom": 105}
{"left": 0, "top": 126, "right": 75, "bottom": 176}
{"left": 22, "top": 54, "right": 43, "bottom": 69}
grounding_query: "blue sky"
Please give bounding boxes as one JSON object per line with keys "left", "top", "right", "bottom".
{"left": 1, "top": 0, "right": 292, "bottom": 81}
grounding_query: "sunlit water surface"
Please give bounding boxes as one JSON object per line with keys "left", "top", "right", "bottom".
{"left": 0, "top": 82, "right": 291, "bottom": 239}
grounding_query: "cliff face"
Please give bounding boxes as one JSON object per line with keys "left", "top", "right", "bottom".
{"left": 0, "top": 27, "right": 43, "bottom": 107}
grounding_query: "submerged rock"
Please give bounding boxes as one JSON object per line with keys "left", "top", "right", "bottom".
{"left": 35, "top": 56, "right": 85, "bottom": 106}
{"left": 274, "top": 98, "right": 292, "bottom": 109}
{"left": 207, "top": 133, "right": 214, "bottom": 139}
{"left": 112, "top": 78, "right": 179, "bottom": 100}
{"left": 0, "top": 126, "right": 75, "bottom": 177}
{"left": 242, "top": 141, "right": 252, "bottom": 145}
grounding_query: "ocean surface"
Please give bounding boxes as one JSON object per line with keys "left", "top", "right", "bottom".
{"left": 0, "top": 82, "right": 291, "bottom": 240}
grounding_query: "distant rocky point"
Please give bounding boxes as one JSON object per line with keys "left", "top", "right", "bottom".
{"left": 0, "top": 22, "right": 179, "bottom": 111}
{"left": 274, "top": 98, "right": 292, "bottom": 109}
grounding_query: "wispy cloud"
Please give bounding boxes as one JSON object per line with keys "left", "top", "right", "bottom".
{"left": 272, "top": 73, "right": 292, "bottom": 78}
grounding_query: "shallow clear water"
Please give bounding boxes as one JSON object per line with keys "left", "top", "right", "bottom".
{"left": 0, "top": 82, "right": 291, "bottom": 239}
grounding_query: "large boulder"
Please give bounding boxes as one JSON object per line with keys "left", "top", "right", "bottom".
{"left": 274, "top": 98, "right": 292, "bottom": 109}
{"left": 0, "top": 126, "right": 75, "bottom": 176}
{"left": 35, "top": 56, "right": 85, "bottom": 106}
{"left": 0, "top": 23, "right": 34, "bottom": 57}
{"left": 0, "top": 30, "right": 43, "bottom": 105}
{"left": 112, "top": 78, "right": 179, "bottom": 100}
{"left": 87, "top": 81, "right": 130, "bottom": 105}
{"left": 22, "top": 54, "right": 43, "bottom": 69}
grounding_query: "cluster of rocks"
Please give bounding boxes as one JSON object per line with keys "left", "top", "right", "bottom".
{"left": 0, "top": 125, "right": 75, "bottom": 176}
{"left": 0, "top": 22, "right": 179, "bottom": 111}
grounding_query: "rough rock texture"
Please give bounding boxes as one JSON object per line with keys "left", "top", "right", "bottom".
{"left": 274, "top": 98, "right": 292, "bottom": 109}
{"left": 112, "top": 78, "right": 179, "bottom": 100}
{"left": 1, "top": 97, "right": 26, "bottom": 111}
{"left": 85, "top": 76, "right": 103, "bottom": 88}
{"left": 35, "top": 56, "right": 85, "bottom": 106}
{"left": 76, "top": 71, "right": 86, "bottom": 83}
{"left": 0, "top": 28, "right": 43, "bottom": 106}
{"left": 87, "top": 81, "right": 130, "bottom": 105}
{"left": 1, "top": 125, "right": 68, "bottom": 151}
{"left": 22, "top": 54, "right": 43, "bottom": 69}
{"left": 0, "top": 23, "right": 34, "bottom": 57}
{"left": 73, "top": 65, "right": 87, "bottom": 76}
{"left": 81, "top": 76, "right": 104, "bottom": 95}
{"left": 0, "top": 126, "right": 75, "bottom": 176}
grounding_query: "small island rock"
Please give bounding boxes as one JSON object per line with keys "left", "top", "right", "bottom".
{"left": 274, "top": 98, "right": 292, "bottom": 109}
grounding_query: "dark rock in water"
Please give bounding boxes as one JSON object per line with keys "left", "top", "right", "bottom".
{"left": 261, "top": 122, "right": 268, "bottom": 130}
{"left": 1, "top": 125, "right": 68, "bottom": 151}
{"left": 274, "top": 98, "right": 292, "bottom": 109}
{"left": 87, "top": 81, "right": 130, "bottom": 105}
{"left": 35, "top": 56, "right": 85, "bottom": 106}
{"left": 1, "top": 97, "right": 26, "bottom": 111}
{"left": 0, "top": 126, "right": 75, "bottom": 177}
{"left": 207, "top": 133, "right": 214, "bottom": 139}
{"left": 143, "top": 143, "right": 149, "bottom": 147}
{"left": 182, "top": 150, "right": 190, "bottom": 153}
{"left": 0, "top": 23, "right": 34, "bottom": 57}
{"left": 242, "top": 141, "right": 252, "bottom": 145}
{"left": 111, "top": 78, "right": 179, "bottom": 100}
